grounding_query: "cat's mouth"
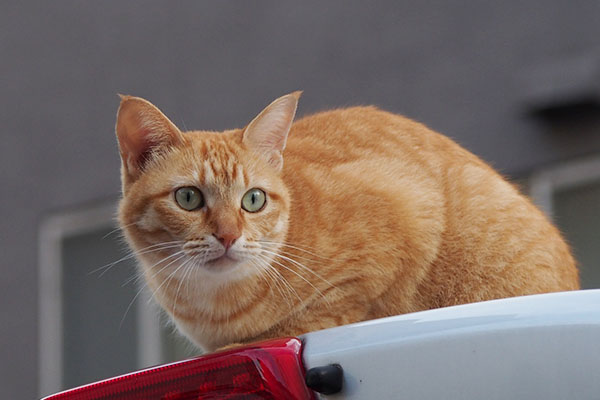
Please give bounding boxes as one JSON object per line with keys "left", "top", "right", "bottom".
{"left": 181, "top": 241, "right": 244, "bottom": 272}
{"left": 206, "top": 254, "right": 234, "bottom": 264}
{"left": 201, "top": 252, "right": 241, "bottom": 272}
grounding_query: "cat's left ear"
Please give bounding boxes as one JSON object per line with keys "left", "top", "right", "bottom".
{"left": 242, "top": 91, "right": 301, "bottom": 171}
{"left": 115, "top": 95, "right": 185, "bottom": 187}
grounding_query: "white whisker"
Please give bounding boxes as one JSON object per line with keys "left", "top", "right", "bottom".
{"left": 258, "top": 240, "right": 334, "bottom": 260}
{"left": 148, "top": 256, "right": 192, "bottom": 305}
{"left": 260, "top": 244, "right": 329, "bottom": 265}
{"left": 91, "top": 241, "right": 184, "bottom": 276}
{"left": 260, "top": 248, "right": 335, "bottom": 289}
{"left": 122, "top": 250, "right": 186, "bottom": 286}
{"left": 101, "top": 221, "right": 135, "bottom": 240}
{"left": 172, "top": 255, "right": 200, "bottom": 316}
{"left": 266, "top": 256, "right": 329, "bottom": 304}
{"left": 119, "top": 253, "right": 186, "bottom": 329}
{"left": 248, "top": 256, "right": 300, "bottom": 307}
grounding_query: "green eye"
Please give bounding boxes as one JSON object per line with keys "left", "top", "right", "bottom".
{"left": 175, "top": 187, "right": 204, "bottom": 211}
{"left": 242, "top": 188, "right": 266, "bottom": 213}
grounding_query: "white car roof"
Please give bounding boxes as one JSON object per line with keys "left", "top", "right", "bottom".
{"left": 301, "top": 289, "right": 600, "bottom": 399}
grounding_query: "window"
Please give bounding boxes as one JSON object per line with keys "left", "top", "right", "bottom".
{"left": 38, "top": 202, "right": 196, "bottom": 397}
{"left": 529, "top": 156, "right": 600, "bottom": 289}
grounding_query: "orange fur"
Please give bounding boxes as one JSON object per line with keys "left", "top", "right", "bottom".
{"left": 116, "top": 93, "right": 579, "bottom": 351}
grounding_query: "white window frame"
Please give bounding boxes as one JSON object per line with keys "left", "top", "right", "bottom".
{"left": 38, "top": 202, "right": 162, "bottom": 397}
{"left": 528, "top": 155, "right": 600, "bottom": 218}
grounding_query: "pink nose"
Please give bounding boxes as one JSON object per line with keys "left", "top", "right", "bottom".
{"left": 214, "top": 233, "right": 239, "bottom": 249}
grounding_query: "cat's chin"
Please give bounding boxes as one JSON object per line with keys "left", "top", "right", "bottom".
{"left": 201, "top": 255, "right": 242, "bottom": 273}
{"left": 195, "top": 256, "right": 259, "bottom": 286}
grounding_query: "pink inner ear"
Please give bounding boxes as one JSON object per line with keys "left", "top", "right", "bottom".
{"left": 136, "top": 144, "right": 155, "bottom": 170}
{"left": 117, "top": 95, "right": 185, "bottom": 180}
{"left": 121, "top": 126, "right": 158, "bottom": 170}
{"left": 262, "top": 131, "right": 285, "bottom": 150}
{"left": 243, "top": 93, "right": 300, "bottom": 158}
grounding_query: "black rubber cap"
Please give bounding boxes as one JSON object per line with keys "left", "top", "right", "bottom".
{"left": 305, "top": 364, "right": 343, "bottom": 395}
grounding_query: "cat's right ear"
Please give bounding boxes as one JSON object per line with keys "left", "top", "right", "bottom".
{"left": 242, "top": 91, "right": 301, "bottom": 171}
{"left": 115, "top": 95, "right": 184, "bottom": 188}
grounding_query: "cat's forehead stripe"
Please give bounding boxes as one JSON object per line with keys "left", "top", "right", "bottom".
{"left": 192, "top": 142, "right": 246, "bottom": 187}
{"left": 231, "top": 163, "right": 238, "bottom": 181}
{"left": 202, "top": 160, "right": 240, "bottom": 187}
{"left": 235, "top": 164, "right": 246, "bottom": 186}
{"left": 192, "top": 170, "right": 200, "bottom": 183}
{"left": 241, "top": 165, "right": 249, "bottom": 187}
{"left": 202, "top": 160, "right": 216, "bottom": 183}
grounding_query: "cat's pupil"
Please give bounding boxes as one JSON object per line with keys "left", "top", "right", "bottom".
{"left": 175, "top": 187, "right": 203, "bottom": 211}
{"left": 242, "top": 188, "right": 266, "bottom": 212}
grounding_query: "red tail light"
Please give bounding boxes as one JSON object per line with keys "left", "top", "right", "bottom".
{"left": 42, "top": 337, "right": 315, "bottom": 400}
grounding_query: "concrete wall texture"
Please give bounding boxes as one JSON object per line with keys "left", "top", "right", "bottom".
{"left": 2, "top": 1, "right": 600, "bottom": 398}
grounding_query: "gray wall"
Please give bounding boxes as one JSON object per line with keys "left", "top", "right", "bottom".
{"left": 2, "top": 1, "right": 600, "bottom": 398}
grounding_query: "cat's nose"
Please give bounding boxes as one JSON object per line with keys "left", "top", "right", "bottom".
{"left": 214, "top": 233, "right": 239, "bottom": 250}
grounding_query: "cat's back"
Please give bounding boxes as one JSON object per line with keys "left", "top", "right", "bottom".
{"left": 284, "top": 106, "right": 477, "bottom": 173}
{"left": 282, "top": 105, "right": 579, "bottom": 308}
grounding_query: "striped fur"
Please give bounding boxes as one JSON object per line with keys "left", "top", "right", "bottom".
{"left": 116, "top": 93, "right": 579, "bottom": 351}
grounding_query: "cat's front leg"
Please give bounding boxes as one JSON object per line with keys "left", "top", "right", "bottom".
{"left": 255, "top": 293, "right": 372, "bottom": 341}
{"left": 215, "top": 342, "right": 245, "bottom": 352}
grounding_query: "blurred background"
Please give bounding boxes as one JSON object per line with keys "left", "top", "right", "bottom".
{"left": 2, "top": 1, "right": 600, "bottom": 398}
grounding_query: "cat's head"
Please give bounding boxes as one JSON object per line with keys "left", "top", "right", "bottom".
{"left": 115, "top": 92, "right": 300, "bottom": 288}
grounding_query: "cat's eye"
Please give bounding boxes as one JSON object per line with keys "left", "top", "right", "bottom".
{"left": 242, "top": 188, "right": 266, "bottom": 213}
{"left": 175, "top": 187, "right": 204, "bottom": 211}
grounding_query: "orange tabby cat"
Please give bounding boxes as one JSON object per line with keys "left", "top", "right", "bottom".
{"left": 116, "top": 92, "right": 578, "bottom": 351}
